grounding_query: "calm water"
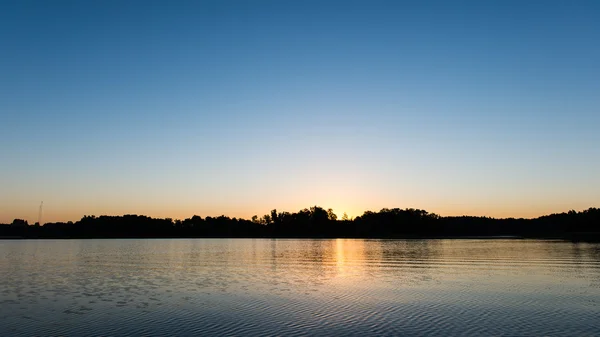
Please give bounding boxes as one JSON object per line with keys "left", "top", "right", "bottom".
{"left": 1, "top": 239, "right": 599, "bottom": 336}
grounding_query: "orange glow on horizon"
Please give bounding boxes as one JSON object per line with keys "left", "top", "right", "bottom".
{"left": 2, "top": 198, "right": 597, "bottom": 224}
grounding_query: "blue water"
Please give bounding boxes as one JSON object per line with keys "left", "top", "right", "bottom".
{"left": 1, "top": 239, "right": 599, "bottom": 336}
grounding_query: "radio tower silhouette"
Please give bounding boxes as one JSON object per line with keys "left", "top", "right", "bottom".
{"left": 38, "top": 201, "right": 43, "bottom": 226}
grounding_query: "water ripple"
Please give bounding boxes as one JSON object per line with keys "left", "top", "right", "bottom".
{"left": 1, "top": 239, "right": 599, "bottom": 336}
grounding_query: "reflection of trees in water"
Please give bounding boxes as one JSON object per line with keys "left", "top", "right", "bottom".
{"left": 4, "top": 239, "right": 600, "bottom": 309}
{"left": 569, "top": 243, "right": 600, "bottom": 288}
{"left": 268, "top": 240, "right": 339, "bottom": 285}
{"left": 264, "top": 239, "right": 450, "bottom": 288}
{"left": 590, "top": 246, "right": 600, "bottom": 288}
{"left": 375, "top": 240, "right": 443, "bottom": 286}
{"left": 195, "top": 240, "right": 600, "bottom": 292}
{"left": 588, "top": 245, "right": 600, "bottom": 262}
{"left": 380, "top": 240, "right": 441, "bottom": 261}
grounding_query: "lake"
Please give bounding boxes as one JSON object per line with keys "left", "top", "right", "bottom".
{"left": 1, "top": 239, "right": 599, "bottom": 336}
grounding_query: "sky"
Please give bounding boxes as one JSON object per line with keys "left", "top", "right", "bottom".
{"left": 1, "top": 0, "right": 599, "bottom": 223}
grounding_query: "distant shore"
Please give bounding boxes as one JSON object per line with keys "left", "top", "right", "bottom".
{"left": 2, "top": 206, "right": 599, "bottom": 242}
{"left": 1, "top": 235, "right": 599, "bottom": 243}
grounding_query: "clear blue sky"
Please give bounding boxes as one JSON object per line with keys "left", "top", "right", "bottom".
{"left": 1, "top": 0, "right": 599, "bottom": 223}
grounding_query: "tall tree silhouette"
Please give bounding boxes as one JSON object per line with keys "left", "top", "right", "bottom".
{"left": 1, "top": 207, "right": 599, "bottom": 240}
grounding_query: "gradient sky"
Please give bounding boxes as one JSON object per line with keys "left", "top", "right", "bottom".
{"left": 1, "top": 0, "right": 599, "bottom": 223}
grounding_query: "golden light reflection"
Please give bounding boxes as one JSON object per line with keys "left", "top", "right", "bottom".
{"left": 334, "top": 239, "right": 366, "bottom": 278}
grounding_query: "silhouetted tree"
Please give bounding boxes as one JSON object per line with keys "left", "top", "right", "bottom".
{"left": 1, "top": 205, "right": 599, "bottom": 240}
{"left": 261, "top": 214, "right": 272, "bottom": 225}
{"left": 327, "top": 208, "right": 337, "bottom": 221}
{"left": 11, "top": 219, "right": 29, "bottom": 227}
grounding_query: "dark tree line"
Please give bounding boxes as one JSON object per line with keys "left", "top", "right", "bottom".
{"left": 1, "top": 206, "right": 599, "bottom": 240}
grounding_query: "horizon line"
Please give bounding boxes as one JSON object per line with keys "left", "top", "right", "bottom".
{"left": 5, "top": 205, "right": 598, "bottom": 225}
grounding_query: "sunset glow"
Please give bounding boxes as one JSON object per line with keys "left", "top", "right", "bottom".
{"left": 1, "top": 1, "right": 599, "bottom": 224}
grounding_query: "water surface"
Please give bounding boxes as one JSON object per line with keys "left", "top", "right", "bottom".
{"left": 1, "top": 239, "right": 599, "bottom": 336}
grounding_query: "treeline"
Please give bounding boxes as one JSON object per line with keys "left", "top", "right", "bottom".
{"left": 1, "top": 206, "right": 599, "bottom": 240}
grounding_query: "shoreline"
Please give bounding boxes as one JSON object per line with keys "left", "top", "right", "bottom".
{"left": 2, "top": 235, "right": 598, "bottom": 242}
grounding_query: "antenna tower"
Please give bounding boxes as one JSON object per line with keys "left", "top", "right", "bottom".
{"left": 38, "top": 201, "right": 43, "bottom": 225}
